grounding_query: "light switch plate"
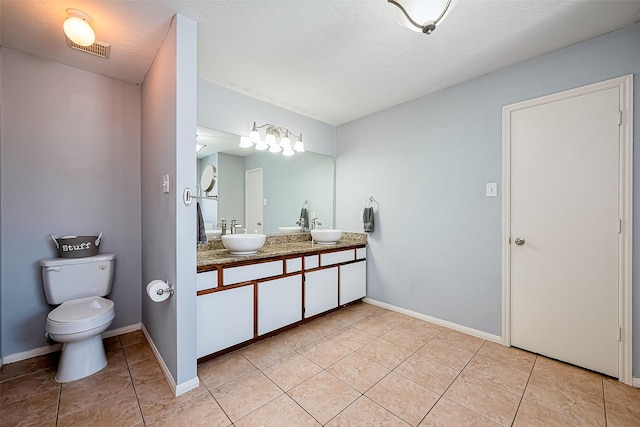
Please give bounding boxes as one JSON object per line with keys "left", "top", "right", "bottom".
{"left": 486, "top": 182, "right": 498, "bottom": 197}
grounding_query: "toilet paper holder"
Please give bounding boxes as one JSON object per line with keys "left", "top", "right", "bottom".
{"left": 156, "top": 283, "right": 174, "bottom": 296}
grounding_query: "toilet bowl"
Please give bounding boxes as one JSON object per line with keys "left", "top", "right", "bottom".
{"left": 46, "top": 296, "right": 115, "bottom": 383}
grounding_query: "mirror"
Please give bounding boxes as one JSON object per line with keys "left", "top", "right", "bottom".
{"left": 200, "top": 164, "right": 217, "bottom": 193}
{"left": 196, "top": 126, "right": 334, "bottom": 240}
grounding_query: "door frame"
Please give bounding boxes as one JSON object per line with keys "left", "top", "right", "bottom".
{"left": 501, "top": 75, "right": 633, "bottom": 384}
{"left": 245, "top": 167, "right": 263, "bottom": 233}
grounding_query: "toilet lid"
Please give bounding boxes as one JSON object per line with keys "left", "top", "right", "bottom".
{"left": 48, "top": 296, "right": 114, "bottom": 324}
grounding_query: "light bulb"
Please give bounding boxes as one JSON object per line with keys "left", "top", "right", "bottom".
{"left": 282, "top": 146, "right": 294, "bottom": 156}
{"left": 293, "top": 139, "right": 305, "bottom": 152}
{"left": 64, "top": 16, "right": 95, "bottom": 46}
{"left": 255, "top": 139, "right": 268, "bottom": 150}
{"left": 280, "top": 135, "right": 291, "bottom": 150}
{"left": 265, "top": 133, "right": 276, "bottom": 146}
{"left": 249, "top": 129, "right": 260, "bottom": 143}
{"left": 269, "top": 140, "right": 282, "bottom": 153}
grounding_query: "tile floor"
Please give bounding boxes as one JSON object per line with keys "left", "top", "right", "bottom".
{"left": 1, "top": 302, "right": 640, "bottom": 426}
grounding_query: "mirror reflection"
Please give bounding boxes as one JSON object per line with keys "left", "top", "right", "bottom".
{"left": 196, "top": 127, "right": 334, "bottom": 240}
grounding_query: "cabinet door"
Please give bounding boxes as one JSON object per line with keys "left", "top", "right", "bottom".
{"left": 197, "top": 286, "right": 254, "bottom": 358}
{"left": 304, "top": 267, "right": 338, "bottom": 318}
{"left": 339, "top": 261, "right": 367, "bottom": 305}
{"left": 258, "top": 275, "right": 302, "bottom": 335}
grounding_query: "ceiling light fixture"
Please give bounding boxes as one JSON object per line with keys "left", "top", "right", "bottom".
{"left": 387, "top": 0, "right": 455, "bottom": 34}
{"left": 63, "top": 8, "right": 96, "bottom": 46}
{"left": 244, "top": 122, "right": 304, "bottom": 157}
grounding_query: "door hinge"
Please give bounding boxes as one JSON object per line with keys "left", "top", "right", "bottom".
{"left": 618, "top": 110, "right": 623, "bottom": 126}
{"left": 508, "top": 237, "right": 511, "bottom": 244}
{"left": 618, "top": 219, "right": 622, "bottom": 234}
{"left": 617, "top": 326, "right": 622, "bottom": 342}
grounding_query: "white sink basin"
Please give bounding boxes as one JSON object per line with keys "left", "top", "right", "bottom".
{"left": 310, "top": 229, "right": 343, "bottom": 244}
{"left": 278, "top": 226, "right": 302, "bottom": 234}
{"left": 222, "top": 234, "right": 266, "bottom": 255}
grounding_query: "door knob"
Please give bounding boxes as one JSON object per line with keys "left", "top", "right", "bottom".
{"left": 514, "top": 237, "right": 525, "bottom": 246}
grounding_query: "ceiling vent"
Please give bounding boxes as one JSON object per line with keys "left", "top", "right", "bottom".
{"left": 65, "top": 37, "right": 111, "bottom": 59}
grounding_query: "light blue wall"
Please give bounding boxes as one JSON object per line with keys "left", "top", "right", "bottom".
{"left": 0, "top": 48, "right": 142, "bottom": 357}
{"left": 141, "top": 14, "right": 198, "bottom": 386}
{"left": 336, "top": 23, "right": 640, "bottom": 374}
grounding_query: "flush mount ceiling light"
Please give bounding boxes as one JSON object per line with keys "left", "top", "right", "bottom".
{"left": 243, "top": 122, "right": 305, "bottom": 157}
{"left": 63, "top": 8, "right": 95, "bottom": 46}
{"left": 387, "top": 0, "right": 456, "bottom": 34}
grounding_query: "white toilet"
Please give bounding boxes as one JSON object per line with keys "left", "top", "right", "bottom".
{"left": 41, "top": 253, "right": 116, "bottom": 383}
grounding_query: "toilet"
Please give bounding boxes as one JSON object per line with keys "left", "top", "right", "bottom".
{"left": 41, "top": 253, "right": 116, "bottom": 383}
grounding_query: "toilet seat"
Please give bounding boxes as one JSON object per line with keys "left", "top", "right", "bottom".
{"left": 47, "top": 296, "right": 115, "bottom": 335}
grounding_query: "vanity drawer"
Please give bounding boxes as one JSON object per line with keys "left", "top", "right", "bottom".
{"left": 320, "top": 249, "right": 355, "bottom": 267}
{"left": 196, "top": 270, "right": 218, "bottom": 291}
{"left": 356, "top": 247, "right": 366, "bottom": 260}
{"left": 223, "top": 260, "right": 283, "bottom": 286}
{"left": 286, "top": 257, "right": 302, "bottom": 273}
{"left": 305, "top": 255, "right": 319, "bottom": 269}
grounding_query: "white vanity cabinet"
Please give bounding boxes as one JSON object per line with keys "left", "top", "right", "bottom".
{"left": 304, "top": 267, "right": 339, "bottom": 318}
{"left": 196, "top": 285, "right": 254, "bottom": 358}
{"left": 257, "top": 275, "right": 302, "bottom": 335}
{"left": 339, "top": 260, "right": 367, "bottom": 305}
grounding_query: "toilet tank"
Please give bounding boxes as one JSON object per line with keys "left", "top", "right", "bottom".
{"left": 41, "top": 254, "right": 116, "bottom": 304}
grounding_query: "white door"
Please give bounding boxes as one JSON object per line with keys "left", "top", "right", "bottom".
{"left": 508, "top": 84, "right": 622, "bottom": 377}
{"left": 245, "top": 168, "right": 263, "bottom": 233}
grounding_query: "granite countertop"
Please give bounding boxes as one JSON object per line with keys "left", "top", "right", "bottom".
{"left": 197, "top": 232, "right": 367, "bottom": 268}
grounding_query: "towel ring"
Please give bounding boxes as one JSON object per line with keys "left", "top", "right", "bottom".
{"left": 364, "top": 196, "right": 378, "bottom": 209}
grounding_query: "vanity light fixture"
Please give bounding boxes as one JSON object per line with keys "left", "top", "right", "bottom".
{"left": 387, "top": 0, "right": 455, "bottom": 34}
{"left": 63, "top": 8, "right": 96, "bottom": 46}
{"left": 243, "top": 122, "right": 305, "bottom": 156}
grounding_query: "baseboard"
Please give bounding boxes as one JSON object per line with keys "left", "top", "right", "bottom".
{"left": 1, "top": 323, "right": 142, "bottom": 365}
{"left": 633, "top": 377, "right": 640, "bottom": 388}
{"left": 141, "top": 324, "right": 199, "bottom": 397}
{"left": 362, "top": 298, "right": 503, "bottom": 344}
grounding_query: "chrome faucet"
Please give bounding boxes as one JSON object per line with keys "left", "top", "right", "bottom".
{"left": 230, "top": 219, "right": 242, "bottom": 234}
{"left": 217, "top": 218, "right": 227, "bottom": 235}
{"left": 296, "top": 217, "right": 306, "bottom": 232}
{"left": 311, "top": 218, "right": 322, "bottom": 230}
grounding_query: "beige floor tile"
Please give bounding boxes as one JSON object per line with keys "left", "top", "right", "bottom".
{"left": 135, "top": 376, "right": 208, "bottom": 419}
{"left": 288, "top": 371, "right": 360, "bottom": 425}
{"left": 327, "top": 325, "right": 376, "bottom": 350}
{"left": 327, "top": 352, "right": 390, "bottom": 393}
{"left": 279, "top": 325, "right": 324, "bottom": 349}
{"left": 463, "top": 354, "right": 530, "bottom": 395}
{"left": 211, "top": 370, "right": 283, "bottom": 422}
{"left": 380, "top": 326, "right": 431, "bottom": 351}
{"left": 355, "top": 302, "right": 388, "bottom": 315}
{"left": 395, "top": 353, "right": 459, "bottom": 394}
{"left": 532, "top": 356, "right": 604, "bottom": 397}
{"left": 0, "top": 353, "right": 59, "bottom": 382}
{"left": 513, "top": 399, "right": 585, "bottom": 427}
{"left": 401, "top": 318, "right": 444, "bottom": 338}
{"left": 122, "top": 341, "right": 155, "bottom": 365}
{"left": 419, "top": 398, "right": 499, "bottom": 427}
{"left": 365, "top": 371, "right": 439, "bottom": 426}
{"left": 58, "top": 365, "right": 133, "bottom": 417}
{"left": 444, "top": 373, "right": 520, "bottom": 426}
{"left": 235, "top": 394, "right": 320, "bottom": 427}
{"left": 357, "top": 338, "right": 412, "bottom": 370}
{"left": 198, "top": 351, "right": 257, "bottom": 390}
{"left": 0, "top": 368, "right": 59, "bottom": 407}
{"left": 0, "top": 388, "right": 59, "bottom": 427}
{"left": 240, "top": 336, "right": 295, "bottom": 367}
{"left": 523, "top": 373, "right": 605, "bottom": 426}
{"left": 298, "top": 337, "right": 352, "bottom": 368}
{"left": 605, "top": 399, "right": 640, "bottom": 426}
{"left": 119, "top": 330, "right": 146, "bottom": 348}
{"left": 102, "top": 336, "right": 122, "bottom": 352}
{"left": 375, "top": 310, "right": 412, "bottom": 327}
{"left": 604, "top": 377, "right": 640, "bottom": 409}
{"left": 326, "top": 396, "right": 411, "bottom": 426}
{"left": 57, "top": 391, "right": 143, "bottom": 427}
{"left": 144, "top": 392, "right": 231, "bottom": 427}
{"left": 261, "top": 352, "right": 322, "bottom": 391}
{"left": 327, "top": 306, "right": 372, "bottom": 325}
{"left": 417, "top": 339, "right": 475, "bottom": 371}
{"left": 477, "top": 341, "right": 536, "bottom": 373}
{"left": 434, "top": 329, "right": 484, "bottom": 353}
{"left": 104, "top": 347, "right": 127, "bottom": 372}
{"left": 352, "top": 316, "right": 396, "bottom": 337}
{"left": 128, "top": 358, "right": 165, "bottom": 387}
{"left": 305, "top": 315, "right": 349, "bottom": 336}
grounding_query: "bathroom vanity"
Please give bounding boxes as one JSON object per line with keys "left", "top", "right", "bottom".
{"left": 195, "top": 232, "right": 366, "bottom": 361}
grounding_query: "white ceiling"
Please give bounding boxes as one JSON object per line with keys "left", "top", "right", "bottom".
{"left": 2, "top": 1, "right": 640, "bottom": 125}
